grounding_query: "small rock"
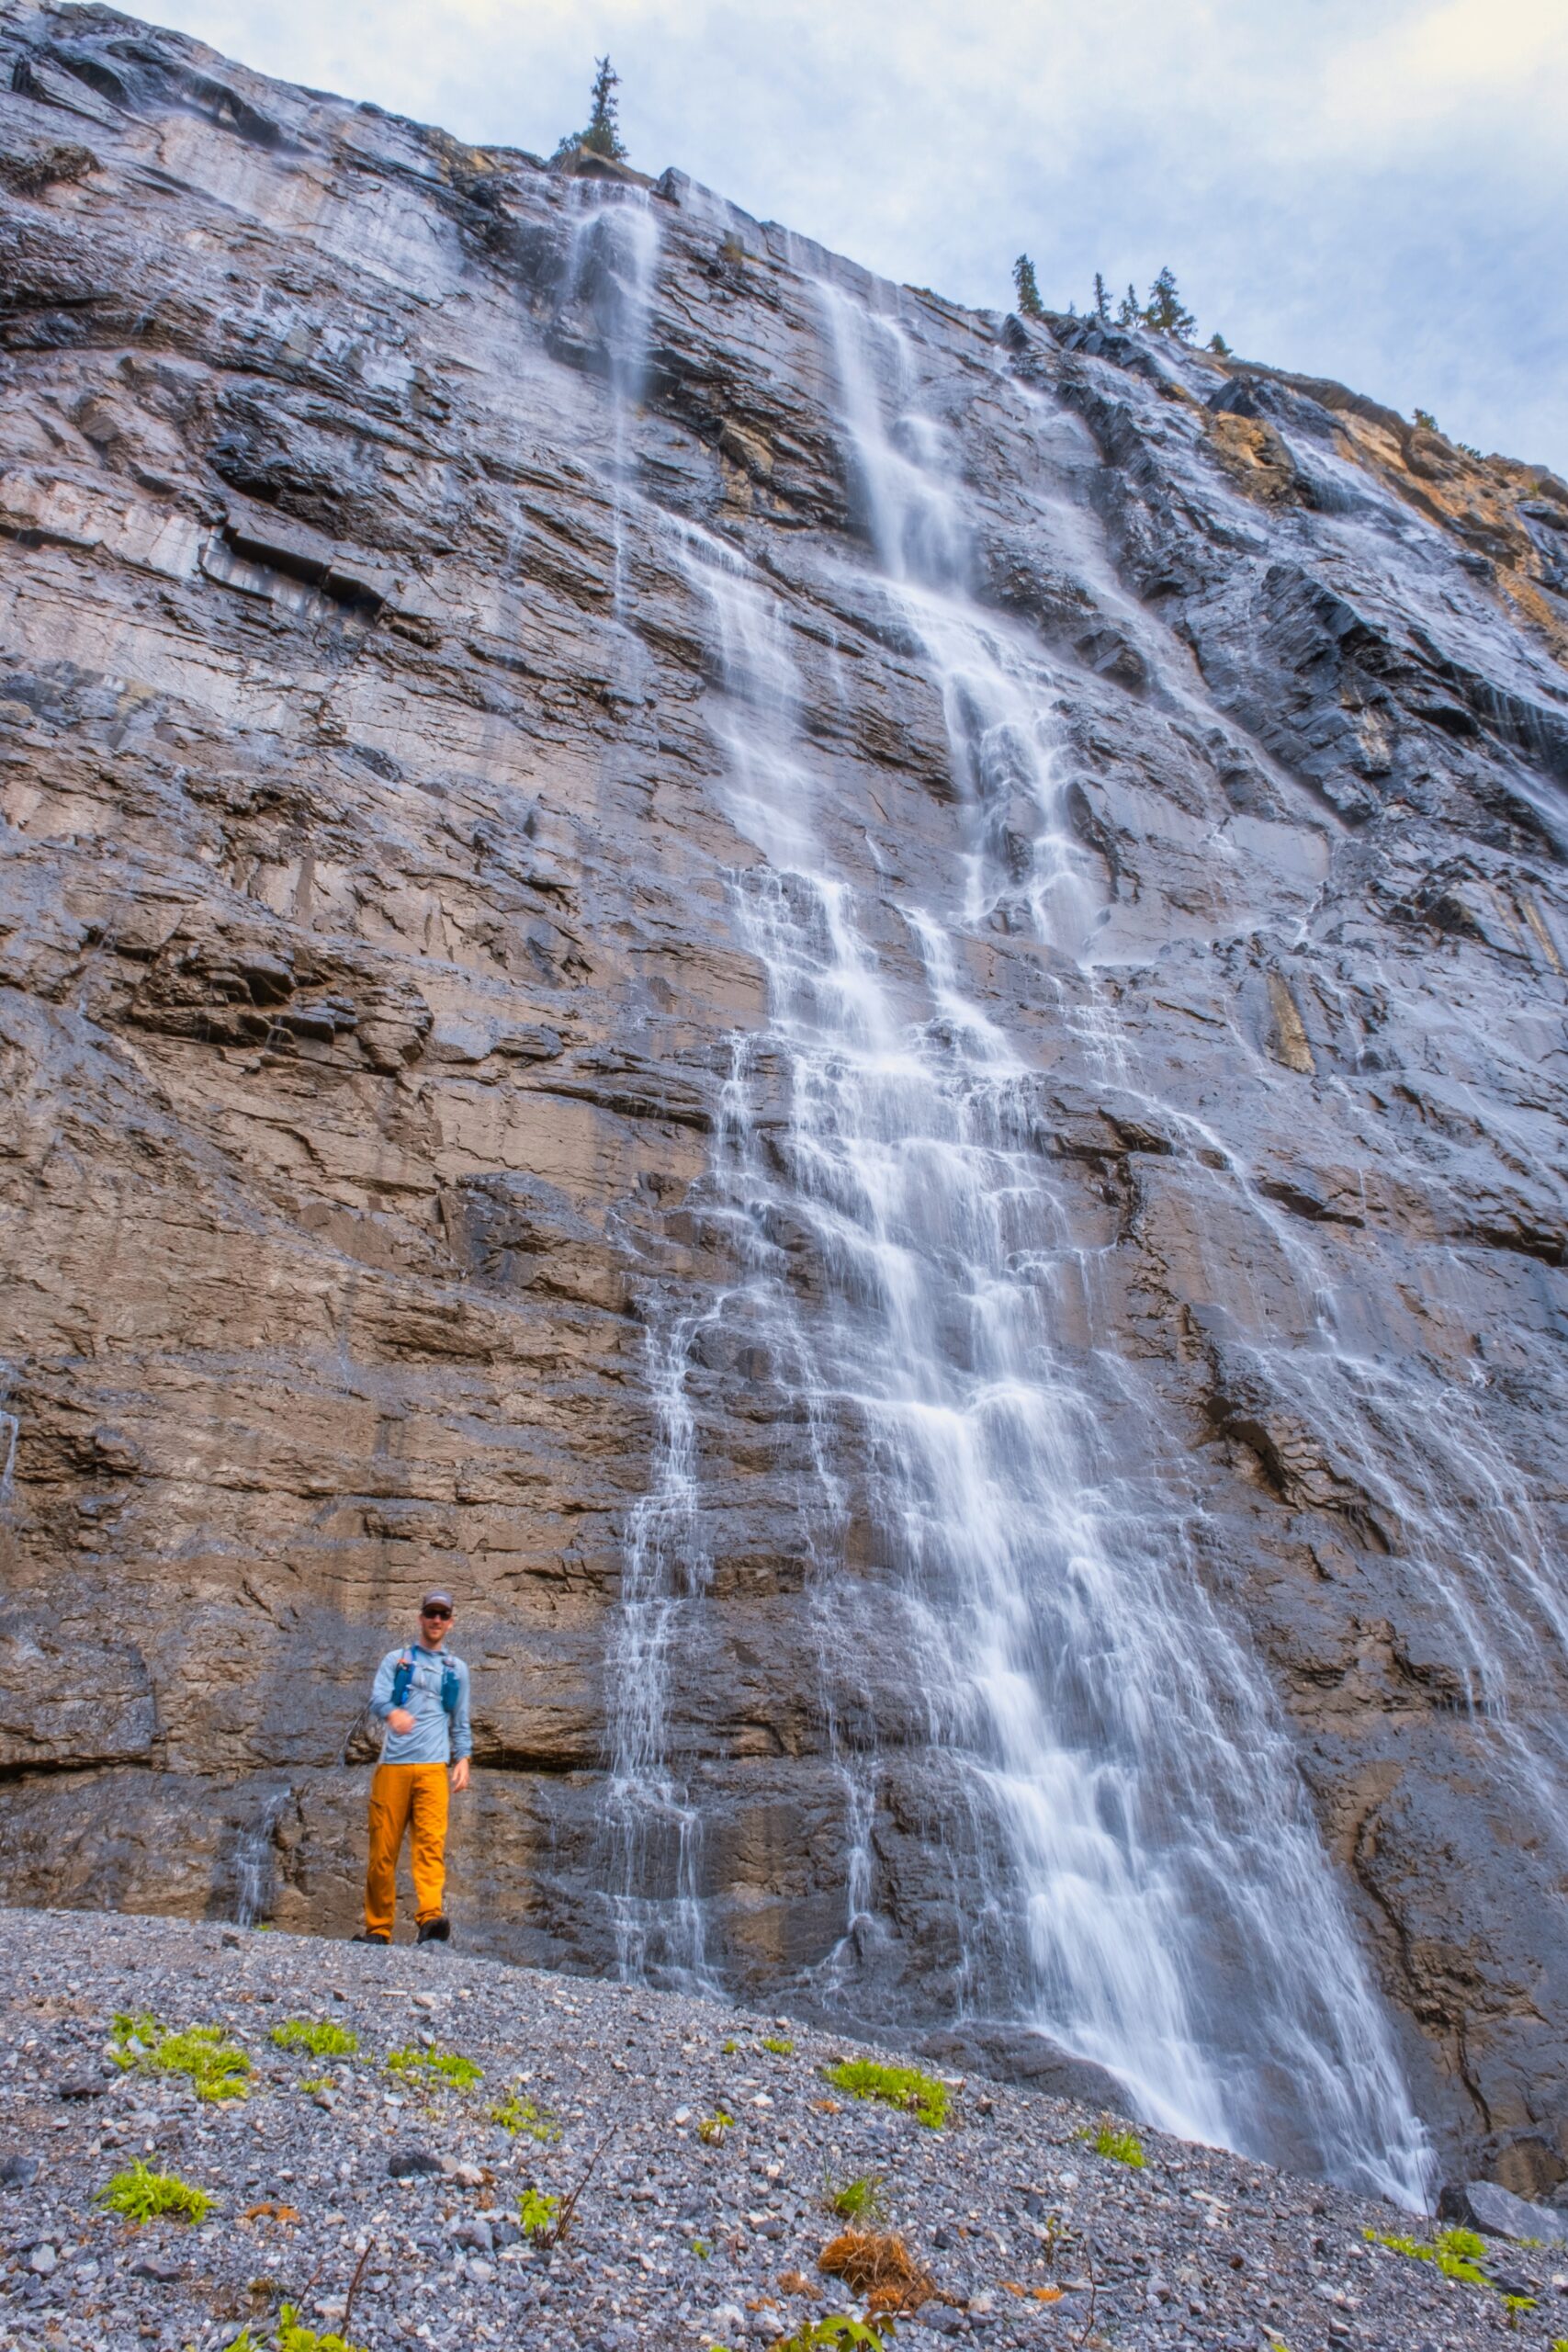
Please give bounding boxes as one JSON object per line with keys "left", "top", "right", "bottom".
{"left": 451, "top": 2220, "right": 493, "bottom": 2251}
{"left": 28, "top": 2245, "right": 58, "bottom": 2277}
{"left": 130, "top": 2256, "right": 186, "bottom": 2282}
{"left": 0, "top": 2154, "right": 40, "bottom": 2189}
{"left": 57, "top": 2075, "right": 105, "bottom": 2100}
{"left": 491, "top": 2218, "right": 521, "bottom": 2249}
{"left": 388, "top": 2146, "right": 443, "bottom": 2179}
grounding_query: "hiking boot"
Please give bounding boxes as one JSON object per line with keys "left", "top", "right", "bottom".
{"left": 351, "top": 1929, "right": 390, "bottom": 1946}
{"left": 415, "top": 1917, "right": 451, "bottom": 1945}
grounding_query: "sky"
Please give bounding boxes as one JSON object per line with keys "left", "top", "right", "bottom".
{"left": 136, "top": 0, "right": 1567, "bottom": 474}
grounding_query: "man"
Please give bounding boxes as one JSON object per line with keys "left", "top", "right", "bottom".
{"left": 354, "top": 1589, "right": 472, "bottom": 1947}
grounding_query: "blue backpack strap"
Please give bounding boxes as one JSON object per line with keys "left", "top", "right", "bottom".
{"left": 440, "top": 1657, "right": 461, "bottom": 1714}
{"left": 389, "top": 1647, "right": 415, "bottom": 1709}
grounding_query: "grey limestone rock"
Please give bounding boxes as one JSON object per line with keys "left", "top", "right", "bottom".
{"left": 0, "top": 0, "right": 1564, "bottom": 2200}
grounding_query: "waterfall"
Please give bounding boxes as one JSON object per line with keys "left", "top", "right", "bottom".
{"left": 603, "top": 232, "right": 1433, "bottom": 2200}
{"left": 231, "top": 1784, "right": 289, "bottom": 1928}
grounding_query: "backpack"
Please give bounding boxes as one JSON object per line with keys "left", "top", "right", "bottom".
{"left": 390, "top": 1646, "right": 462, "bottom": 1717}
{"left": 340, "top": 1647, "right": 461, "bottom": 1765}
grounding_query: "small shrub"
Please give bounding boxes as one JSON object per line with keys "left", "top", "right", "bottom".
{"left": 96, "top": 2160, "right": 213, "bottom": 2225}
{"left": 721, "top": 2037, "right": 739, "bottom": 2054}
{"left": 823, "top": 2059, "right": 949, "bottom": 2131}
{"left": 1413, "top": 408, "right": 1439, "bottom": 433}
{"left": 519, "top": 2187, "right": 560, "bottom": 2244}
{"left": 385, "top": 2044, "right": 482, "bottom": 2091}
{"left": 490, "top": 2086, "right": 559, "bottom": 2142}
{"left": 299, "top": 2075, "right": 330, "bottom": 2096}
{"left": 276, "top": 2305, "right": 367, "bottom": 2352}
{"left": 1366, "top": 2225, "right": 1492, "bottom": 2286}
{"left": 825, "top": 2171, "right": 885, "bottom": 2222}
{"left": 1089, "top": 2119, "right": 1145, "bottom": 2167}
{"left": 761, "top": 2036, "right": 795, "bottom": 2057}
{"left": 697, "top": 2109, "right": 735, "bottom": 2144}
{"left": 272, "top": 2019, "right": 358, "bottom": 2060}
{"left": 691, "top": 2236, "right": 711, "bottom": 2258}
{"left": 773, "top": 2321, "right": 886, "bottom": 2352}
{"left": 110, "top": 2012, "right": 251, "bottom": 2103}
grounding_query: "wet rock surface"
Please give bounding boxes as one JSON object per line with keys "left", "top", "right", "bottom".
{"left": 0, "top": 1906, "right": 1548, "bottom": 2352}
{"left": 0, "top": 4, "right": 1566, "bottom": 2193}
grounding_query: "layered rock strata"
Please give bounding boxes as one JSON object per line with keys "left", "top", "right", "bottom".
{"left": 1, "top": 3, "right": 1566, "bottom": 2195}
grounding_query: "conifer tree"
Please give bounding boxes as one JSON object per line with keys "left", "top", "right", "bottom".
{"left": 1117, "top": 282, "right": 1140, "bottom": 328}
{"left": 556, "top": 56, "right": 629, "bottom": 164}
{"left": 1207, "top": 330, "right": 1232, "bottom": 357}
{"left": 1091, "top": 272, "right": 1111, "bottom": 323}
{"left": 1012, "top": 254, "right": 1044, "bottom": 319}
{"left": 1144, "top": 265, "right": 1196, "bottom": 340}
{"left": 583, "top": 56, "right": 627, "bottom": 160}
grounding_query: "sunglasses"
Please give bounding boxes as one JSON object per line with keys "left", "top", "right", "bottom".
{"left": 421, "top": 1606, "right": 453, "bottom": 1621}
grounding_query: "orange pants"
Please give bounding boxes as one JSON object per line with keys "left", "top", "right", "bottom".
{"left": 365, "top": 1761, "right": 449, "bottom": 1937}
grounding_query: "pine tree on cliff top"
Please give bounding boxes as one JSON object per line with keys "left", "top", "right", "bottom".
{"left": 1091, "top": 272, "right": 1111, "bottom": 323}
{"left": 557, "top": 56, "right": 628, "bottom": 164}
{"left": 1012, "top": 254, "right": 1044, "bottom": 319}
{"left": 1117, "top": 281, "right": 1140, "bottom": 327}
{"left": 1144, "top": 265, "right": 1196, "bottom": 341}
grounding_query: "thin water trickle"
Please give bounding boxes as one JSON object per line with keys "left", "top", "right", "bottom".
{"left": 231, "top": 1785, "right": 288, "bottom": 1929}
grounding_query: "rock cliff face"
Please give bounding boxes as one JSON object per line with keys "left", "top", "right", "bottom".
{"left": 2, "top": 2, "right": 1566, "bottom": 2201}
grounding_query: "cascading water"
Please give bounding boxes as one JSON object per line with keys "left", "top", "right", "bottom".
{"left": 604, "top": 232, "right": 1433, "bottom": 2199}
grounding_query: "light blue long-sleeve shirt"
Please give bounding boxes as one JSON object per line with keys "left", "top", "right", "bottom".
{"left": 369, "top": 1642, "right": 472, "bottom": 1766}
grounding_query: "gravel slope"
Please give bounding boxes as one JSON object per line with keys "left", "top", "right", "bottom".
{"left": 0, "top": 1908, "right": 1556, "bottom": 2352}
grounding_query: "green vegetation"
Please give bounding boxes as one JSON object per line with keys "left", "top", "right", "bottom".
{"left": 96, "top": 2161, "right": 213, "bottom": 2225}
{"left": 822, "top": 2058, "right": 950, "bottom": 2131}
{"left": 109, "top": 2013, "right": 251, "bottom": 2104}
{"left": 299, "top": 2076, "right": 330, "bottom": 2096}
{"left": 770, "top": 2321, "right": 886, "bottom": 2352}
{"left": 761, "top": 2035, "right": 795, "bottom": 2057}
{"left": 1089, "top": 2120, "right": 1146, "bottom": 2167}
{"left": 1366, "top": 2224, "right": 1494, "bottom": 2286}
{"left": 555, "top": 56, "right": 627, "bottom": 164}
{"left": 1414, "top": 408, "right": 1439, "bottom": 432}
{"left": 385, "top": 2044, "right": 482, "bottom": 2092}
{"left": 489, "top": 2086, "right": 559, "bottom": 2142}
{"left": 1118, "top": 282, "right": 1141, "bottom": 328}
{"left": 721, "top": 2037, "right": 739, "bottom": 2054}
{"left": 1012, "top": 254, "right": 1044, "bottom": 320}
{"left": 825, "top": 2170, "right": 886, "bottom": 2222}
{"left": 276, "top": 2305, "right": 367, "bottom": 2352}
{"left": 696, "top": 2109, "right": 735, "bottom": 2144}
{"left": 1143, "top": 266, "right": 1196, "bottom": 341}
{"left": 519, "top": 2188, "right": 560, "bottom": 2244}
{"left": 1091, "top": 272, "right": 1111, "bottom": 323}
{"left": 1208, "top": 332, "right": 1233, "bottom": 357}
{"left": 271, "top": 2018, "right": 358, "bottom": 2060}
{"left": 691, "top": 2236, "right": 712, "bottom": 2258}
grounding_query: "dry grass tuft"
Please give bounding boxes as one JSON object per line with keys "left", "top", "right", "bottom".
{"left": 818, "top": 2229, "right": 934, "bottom": 2310}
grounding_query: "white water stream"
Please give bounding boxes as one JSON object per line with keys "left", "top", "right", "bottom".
{"left": 588, "top": 212, "right": 1436, "bottom": 2200}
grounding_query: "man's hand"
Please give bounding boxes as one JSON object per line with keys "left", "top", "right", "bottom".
{"left": 388, "top": 1707, "right": 416, "bottom": 1735}
{"left": 450, "top": 1758, "right": 470, "bottom": 1792}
